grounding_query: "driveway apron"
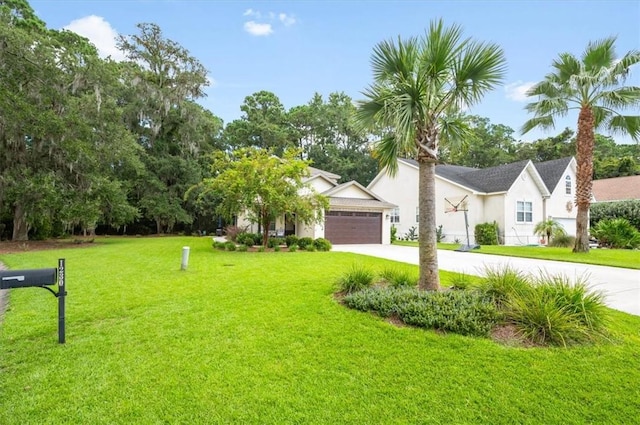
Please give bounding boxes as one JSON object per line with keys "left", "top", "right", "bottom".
{"left": 332, "top": 244, "right": 640, "bottom": 316}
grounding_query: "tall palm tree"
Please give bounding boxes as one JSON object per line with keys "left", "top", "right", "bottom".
{"left": 356, "top": 20, "right": 506, "bottom": 290}
{"left": 522, "top": 37, "right": 640, "bottom": 252}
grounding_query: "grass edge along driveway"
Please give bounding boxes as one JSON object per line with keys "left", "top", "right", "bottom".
{"left": 393, "top": 240, "right": 640, "bottom": 269}
{"left": 1, "top": 236, "right": 639, "bottom": 424}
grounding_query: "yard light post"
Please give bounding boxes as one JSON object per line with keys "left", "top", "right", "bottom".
{"left": 181, "top": 246, "right": 190, "bottom": 271}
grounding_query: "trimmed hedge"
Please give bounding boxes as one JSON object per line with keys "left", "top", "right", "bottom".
{"left": 475, "top": 222, "right": 499, "bottom": 245}
{"left": 590, "top": 200, "right": 640, "bottom": 232}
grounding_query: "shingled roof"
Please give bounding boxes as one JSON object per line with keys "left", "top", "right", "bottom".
{"left": 534, "top": 157, "right": 574, "bottom": 193}
{"left": 400, "top": 158, "right": 532, "bottom": 193}
{"left": 592, "top": 175, "right": 640, "bottom": 202}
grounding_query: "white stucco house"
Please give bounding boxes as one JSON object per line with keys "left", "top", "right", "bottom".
{"left": 367, "top": 157, "right": 577, "bottom": 245}
{"left": 238, "top": 167, "right": 396, "bottom": 244}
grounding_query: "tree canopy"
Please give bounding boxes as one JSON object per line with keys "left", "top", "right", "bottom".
{"left": 196, "top": 148, "right": 329, "bottom": 247}
{"left": 1, "top": 0, "right": 637, "bottom": 243}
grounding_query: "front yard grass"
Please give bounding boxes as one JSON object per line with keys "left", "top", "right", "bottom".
{"left": 1, "top": 236, "right": 639, "bottom": 424}
{"left": 393, "top": 240, "right": 640, "bottom": 269}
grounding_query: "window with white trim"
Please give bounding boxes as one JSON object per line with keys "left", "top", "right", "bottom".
{"left": 390, "top": 207, "right": 400, "bottom": 224}
{"left": 516, "top": 201, "right": 533, "bottom": 223}
{"left": 565, "top": 175, "right": 572, "bottom": 195}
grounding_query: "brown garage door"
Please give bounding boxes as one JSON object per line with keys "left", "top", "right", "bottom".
{"left": 325, "top": 211, "right": 382, "bottom": 244}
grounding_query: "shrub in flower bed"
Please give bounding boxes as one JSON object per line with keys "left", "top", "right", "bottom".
{"left": 344, "top": 287, "right": 499, "bottom": 336}
{"left": 338, "top": 264, "right": 608, "bottom": 346}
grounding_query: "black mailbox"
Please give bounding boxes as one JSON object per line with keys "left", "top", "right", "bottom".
{"left": 0, "top": 268, "right": 57, "bottom": 289}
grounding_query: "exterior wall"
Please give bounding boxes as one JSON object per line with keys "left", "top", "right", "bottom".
{"left": 381, "top": 208, "right": 392, "bottom": 244}
{"left": 334, "top": 185, "right": 373, "bottom": 199}
{"left": 368, "top": 161, "right": 419, "bottom": 238}
{"left": 236, "top": 214, "right": 286, "bottom": 235}
{"left": 484, "top": 194, "right": 506, "bottom": 243}
{"left": 435, "top": 179, "right": 483, "bottom": 244}
{"left": 307, "top": 177, "right": 335, "bottom": 193}
{"left": 297, "top": 219, "right": 324, "bottom": 239}
{"left": 544, "top": 165, "right": 577, "bottom": 236}
{"left": 503, "top": 169, "right": 546, "bottom": 245}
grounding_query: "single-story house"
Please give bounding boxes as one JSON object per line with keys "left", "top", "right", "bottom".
{"left": 592, "top": 175, "right": 640, "bottom": 202}
{"left": 367, "top": 157, "right": 577, "bottom": 245}
{"left": 238, "top": 166, "right": 397, "bottom": 244}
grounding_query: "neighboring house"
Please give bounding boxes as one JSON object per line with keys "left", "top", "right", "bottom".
{"left": 592, "top": 175, "right": 640, "bottom": 202}
{"left": 367, "top": 157, "right": 577, "bottom": 245}
{"left": 238, "top": 166, "right": 396, "bottom": 244}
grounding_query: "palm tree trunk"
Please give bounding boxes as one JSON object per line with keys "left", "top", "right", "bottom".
{"left": 573, "top": 106, "right": 595, "bottom": 253}
{"left": 418, "top": 159, "right": 440, "bottom": 290}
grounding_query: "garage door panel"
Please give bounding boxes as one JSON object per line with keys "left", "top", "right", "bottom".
{"left": 325, "top": 211, "right": 382, "bottom": 244}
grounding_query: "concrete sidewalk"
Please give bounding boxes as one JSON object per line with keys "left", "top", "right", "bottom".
{"left": 332, "top": 244, "right": 640, "bottom": 316}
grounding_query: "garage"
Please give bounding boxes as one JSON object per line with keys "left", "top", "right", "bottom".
{"left": 324, "top": 211, "right": 382, "bottom": 244}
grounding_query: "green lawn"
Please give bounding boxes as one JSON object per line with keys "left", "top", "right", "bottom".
{"left": 394, "top": 240, "right": 640, "bottom": 269}
{"left": 1, "top": 237, "right": 639, "bottom": 424}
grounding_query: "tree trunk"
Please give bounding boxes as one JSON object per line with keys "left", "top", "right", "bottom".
{"left": 12, "top": 203, "right": 30, "bottom": 241}
{"left": 262, "top": 220, "right": 270, "bottom": 248}
{"left": 573, "top": 106, "right": 595, "bottom": 253}
{"left": 156, "top": 219, "right": 162, "bottom": 235}
{"left": 418, "top": 159, "right": 440, "bottom": 290}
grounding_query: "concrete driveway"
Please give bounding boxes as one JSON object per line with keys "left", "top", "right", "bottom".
{"left": 332, "top": 244, "right": 640, "bottom": 316}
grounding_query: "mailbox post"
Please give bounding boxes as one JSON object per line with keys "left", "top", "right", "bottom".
{"left": 57, "top": 258, "right": 66, "bottom": 344}
{"left": 0, "top": 258, "right": 67, "bottom": 344}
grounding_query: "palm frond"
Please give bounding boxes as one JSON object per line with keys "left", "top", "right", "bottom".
{"left": 582, "top": 37, "right": 616, "bottom": 73}
{"left": 371, "top": 37, "right": 419, "bottom": 83}
{"left": 552, "top": 53, "right": 581, "bottom": 85}
{"left": 596, "top": 87, "right": 640, "bottom": 110}
{"left": 438, "top": 113, "right": 472, "bottom": 153}
{"left": 521, "top": 115, "right": 556, "bottom": 134}
{"left": 373, "top": 133, "right": 409, "bottom": 176}
{"left": 592, "top": 106, "right": 613, "bottom": 130}
{"left": 524, "top": 97, "right": 570, "bottom": 117}
{"left": 606, "top": 115, "right": 640, "bottom": 141}
{"left": 606, "top": 49, "right": 640, "bottom": 85}
{"left": 526, "top": 80, "right": 564, "bottom": 99}
{"left": 450, "top": 40, "right": 506, "bottom": 108}
{"left": 421, "top": 19, "right": 466, "bottom": 79}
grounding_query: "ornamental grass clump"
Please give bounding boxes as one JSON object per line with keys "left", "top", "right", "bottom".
{"left": 504, "top": 272, "right": 608, "bottom": 347}
{"left": 379, "top": 267, "right": 417, "bottom": 288}
{"left": 477, "top": 265, "right": 530, "bottom": 307}
{"left": 447, "top": 272, "right": 474, "bottom": 290}
{"left": 532, "top": 272, "right": 608, "bottom": 334}
{"left": 337, "top": 264, "right": 375, "bottom": 293}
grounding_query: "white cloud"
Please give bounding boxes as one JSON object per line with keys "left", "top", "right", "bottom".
{"left": 505, "top": 81, "right": 536, "bottom": 102}
{"left": 242, "top": 9, "right": 296, "bottom": 36}
{"left": 244, "top": 21, "right": 273, "bottom": 36}
{"left": 279, "top": 13, "right": 296, "bottom": 26}
{"left": 63, "top": 15, "right": 125, "bottom": 61}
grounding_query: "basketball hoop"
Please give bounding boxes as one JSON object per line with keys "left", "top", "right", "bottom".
{"left": 444, "top": 195, "right": 468, "bottom": 213}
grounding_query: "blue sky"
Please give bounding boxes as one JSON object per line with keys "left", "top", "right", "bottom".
{"left": 31, "top": 0, "right": 640, "bottom": 143}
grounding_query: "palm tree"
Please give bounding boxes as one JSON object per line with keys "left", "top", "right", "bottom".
{"left": 534, "top": 218, "right": 566, "bottom": 245}
{"left": 356, "top": 20, "right": 506, "bottom": 290}
{"left": 522, "top": 37, "right": 640, "bottom": 252}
